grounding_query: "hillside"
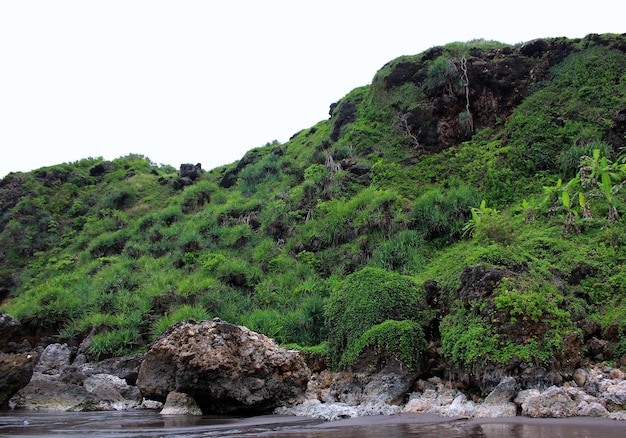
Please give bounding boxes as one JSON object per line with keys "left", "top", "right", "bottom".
{"left": 1, "top": 33, "right": 626, "bottom": 393}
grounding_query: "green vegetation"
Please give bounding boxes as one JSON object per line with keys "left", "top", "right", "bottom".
{"left": 1, "top": 34, "right": 626, "bottom": 381}
{"left": 324, "top": 268, "right": 429, "bottom": 368}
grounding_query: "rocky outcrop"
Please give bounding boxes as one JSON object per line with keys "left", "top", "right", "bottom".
{"left": 174, "top": 163, "right": 202, "bottom": 189}
{"left": 136, "top": 319, "right": 310, "bottom": 414}
{"left": 372, "top": 36, "right": 581, "bottom": 153}
{"left": 280, "top": 364, "right": 626, "bottom": 421}
{"left": 0, "top": 352, "right": 38, "bottom": 409}
{"left": 11, "top": 372, "right": 142, "bottom": 411}
{"left": 10, "top": 343, "right": 142, "bottom": 411}
{"left": 305, "top": 359, "right": 415, "bottom": 406}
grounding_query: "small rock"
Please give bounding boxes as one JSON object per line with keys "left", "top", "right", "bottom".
{"left": 573, "top": 368, "right": 588, "bottom": 387}
{"left": 160, "top": 392, "right": 202, "bottom": 416}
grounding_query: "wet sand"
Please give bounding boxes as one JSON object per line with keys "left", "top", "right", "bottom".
{"left": 2, "top": 411, "right": 626, "bottom": 437}
{"left": 259, "top": 413, "right": 626, "bottom": 437}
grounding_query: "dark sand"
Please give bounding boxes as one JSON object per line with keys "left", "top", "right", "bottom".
{"left": 2, "top": 411, "right": 626, "bottom": 437}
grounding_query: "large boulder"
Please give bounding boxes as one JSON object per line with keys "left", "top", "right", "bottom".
{"left": 136, "top": 319, "right": 310, "bottom": 414}
{"left": 0, "top": 352, "right": 38, "bottom": 409}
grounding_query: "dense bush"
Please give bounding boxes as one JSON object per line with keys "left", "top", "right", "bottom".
{"left": 325, "top": 267, "right": 430, "bottom": 368}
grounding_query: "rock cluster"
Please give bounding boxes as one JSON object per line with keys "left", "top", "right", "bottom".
{"left": 10, "top": 343, "right": 143, "bottom": 411}
{"left": 5, "top": 310, "right": 626, "bottom": 422}
{"left": 280, "top": 366, "right": 626, "bottom": 421}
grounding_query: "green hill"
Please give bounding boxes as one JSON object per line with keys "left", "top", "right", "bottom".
{"left": 2, "top": 33, "right": 626, "bottom": 390}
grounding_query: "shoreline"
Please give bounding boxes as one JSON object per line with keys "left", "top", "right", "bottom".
{"left": 3, "top": 409, "right": 626, "bottom": 437}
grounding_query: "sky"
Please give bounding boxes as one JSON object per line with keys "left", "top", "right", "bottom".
{"left": 0, "top": 1, "right": 624, "bottom": 178}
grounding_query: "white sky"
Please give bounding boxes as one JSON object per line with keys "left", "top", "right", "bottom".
{"left": 1, "top": 1, "right": 624, "bottom": 178}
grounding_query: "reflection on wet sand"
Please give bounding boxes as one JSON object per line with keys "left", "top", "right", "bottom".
{"left": 2, "top": 411, "right": 626, "bottom": 438}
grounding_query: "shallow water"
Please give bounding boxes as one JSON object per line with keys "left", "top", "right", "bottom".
{"left": 2, "top": 411, "right": 626, "bottom": 438}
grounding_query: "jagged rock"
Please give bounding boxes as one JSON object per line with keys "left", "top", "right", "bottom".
{"left": 160, "top": 392, "right": 202, "bottom": 416}
{"left": 602, "top": 382, "right": 626, "bottom": 411}
{"left": 521, "top": 386, "right": 583, "bottom": 418}
{"left": 484, "top": 376, "right": 517, "bottom": 405}
{"left": 11, "top": 373, "right": 95, "bottom": 411}
{"left": 178, "top": 163, "right": 202, "bottom": 181}
{"left": 35, "top": 343, "right": 71, "bottom": 374}
{"left": 305, "top": 361, "right": 415, "bottom": 407}
{"left": 136, "top": 319, "right": 310, "bottom": 414}
{"left": 514, "top": 388, "right": 540, "bottom": 405}
{"left": 474, "top": 401, "right": 517, "bottom": 418}
{"left": 11, "top": 371, "right": 141, "bottom": 411}
{"left": 445, "top": 393, "right": 476, "bottom": 418}
{"left": 90, "top": 354, "right": 144, "bottom": 385}
{"left": 83, "top": 374, "right": 142, "bottom": 409}
{"left": 472, "top": 376, "right": 518, "bottom": 418}
{"left": 402, "top": 385, "right": 469, "bottom": 417}
{"left": 275, "top": 398, "right": 400, "bottom": 421}
{"left": 578, "top": 401, "right": 609, "bottom": 417}
{"left": 0, "top": 352, "right": 38, "bottom": 409}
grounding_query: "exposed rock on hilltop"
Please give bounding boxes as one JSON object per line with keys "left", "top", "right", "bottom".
{"left": 369, "top": 34, "right": 626, "bottom": 153}
{"left": 137, "top": 319, "right": 310, "bottom": 414}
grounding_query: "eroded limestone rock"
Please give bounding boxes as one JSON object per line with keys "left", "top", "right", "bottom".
{"left": 137, "top": 319, "right": 310, "bottom": 414}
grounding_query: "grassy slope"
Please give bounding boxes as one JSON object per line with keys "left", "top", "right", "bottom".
{"left": 1, "top": 34, "right": 626, "bottom": 377}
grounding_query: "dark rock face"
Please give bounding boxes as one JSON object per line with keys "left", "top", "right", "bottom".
{"left": 33, "top": 169, "right": 69, "bottom": 187}
{"left": 137, "top": 319, "right": 311, "bottom": 414}
{"left": 0, "top": 314, "right": 38, "bottom": 409}
{"left": 179, "top": 163, "right": 202, "bottom": 180}
{"left": 458, "top": 265, "right": 504, "bottom": 306}
{"left": 373, "top": 37, "right": 581, "bottom": 152}
{"left": 329, "top": 98, "right": 360, "bottom": 142}
{"left": 0, "top": 313, "right": 30, "bottom": 353}
{"left": 173, "top": 163, "right": 202, "bottom": 190}
{"left": 90, "top": 354, "right": 145, "bottom": 386}
{"left": 0, "top": 352, "right": 38, "bottom": 409}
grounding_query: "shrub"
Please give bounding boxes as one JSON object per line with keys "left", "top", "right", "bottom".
{"left": 181, "top": 181, "right": 213, "bottom": 214}
{"left": 88, "top": 229, "right": 130, "bottom": 258}
{"left": 102, "top": 185, "right": 138, "bottom": 210}
{"left": 324, "top": 267, "right": 428, "bottom": 369}
{"left": 239, "top": 309, "right": 285, "bottom": 342}
{"left": 412, "top": 185, "right": 481, "bottom": 242}
{"left": 369, "top": 230, "right": 425, "bottom": 274}
{"left": 340, "top": 319, "right": 428, "bottom": 370}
